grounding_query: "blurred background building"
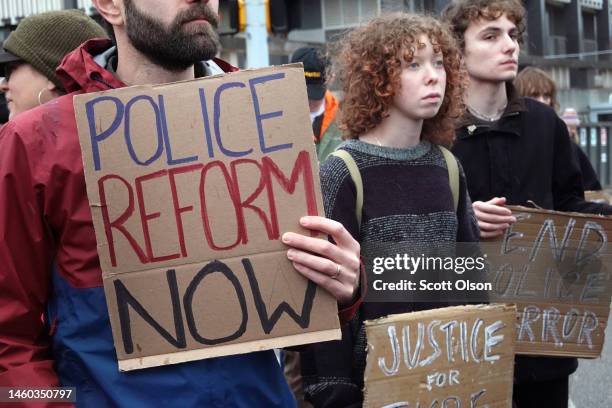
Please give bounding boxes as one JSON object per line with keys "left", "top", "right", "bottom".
{"left": 0, "top": 0, "right": 611, "bottom": 184}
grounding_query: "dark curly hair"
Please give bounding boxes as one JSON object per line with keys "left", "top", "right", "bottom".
{"left": 330, "top": 13, "right": 465, "bottom": 147}
{"left": 441, "top": 0, "right": 526, "bottom": 50}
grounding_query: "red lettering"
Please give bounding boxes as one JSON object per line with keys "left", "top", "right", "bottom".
{"left": 199, "top": 161, "right": 245, "bottom": 250}
{"left": 135, "top": 170, "right": 180, "bottom": 263}
{"left": 230, "top": 159, "right": 277, "bottom": 241}
{"left": 262, "top": 150, "right": 319, "bottom": 236}
{"left": 169, "top": 164, "right": 204, "bottom": 257}
{"left": 98, "top": 174, "right": 148, "bottom": 267}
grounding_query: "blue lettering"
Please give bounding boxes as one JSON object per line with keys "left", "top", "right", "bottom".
{"left": 159, "top": 95, "right": 198, "bottom": 165}
{"left": 124, "top": 95, "right": 164, "bottom": 166}
{"left": 199, "top": 88, "right": 215, "bottom": 158}
{"left": 248, "top": 73, "right": 292, "bottom": 154}
{"left": 85, "top": 96, "right": 124, "bottom": 171}
{"left": 213, "top": 82, "right": 253, "bottom": 158}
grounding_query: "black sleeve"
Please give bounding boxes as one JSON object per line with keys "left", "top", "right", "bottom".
{"left": 552, "top": 116, "right": 612, "bottom": 215}
{"left": 319, "top": 155, "right": 360, "bottom": 240}
{"left": 299, "top": 153, "right": 364, "bottom": 407}
{"left": 454, "top": 159, "right": 488, "bottom": 304}
{"left": 572, "top": 143, "right": 602, "bottom": 191}
{"left": 455, "top": 160, "right": 480, "bottom": 243}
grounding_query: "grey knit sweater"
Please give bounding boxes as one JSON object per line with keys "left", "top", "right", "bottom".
{"left": 301, "top": 139, "right": 480, "bottom": 407}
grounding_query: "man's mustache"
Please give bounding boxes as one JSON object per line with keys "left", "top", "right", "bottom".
{"left": 178, "top": 4, "right": 219, "bottom": 29}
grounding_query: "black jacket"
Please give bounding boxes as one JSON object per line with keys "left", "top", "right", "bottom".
{"left": 453, "top": 88, "right": 610, "bottom": 215}
{"left": 452, "top": 84, "right": 612, "bottom": 385}
{"left": 572, "top": 142, "right": 602, "bottom": 191}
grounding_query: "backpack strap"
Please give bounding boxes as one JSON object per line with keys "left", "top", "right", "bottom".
{"left": 331, "top": 150, "right": 363, "bottom": 228}
{"left": 439, "top": 146, "right": 459, "bottom": 212}
{"left": 331, "top": 146, "right": 459, "bottom": 229}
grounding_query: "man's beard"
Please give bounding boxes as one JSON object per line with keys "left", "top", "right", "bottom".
{"left": 124, "top": 0, "right": 220, "bottom": 72}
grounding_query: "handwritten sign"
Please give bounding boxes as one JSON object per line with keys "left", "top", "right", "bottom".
{"left": 363, "top": 305, "right": 516, "bottom": 408}
{"left": 585, "top": 190, "right": 612, "bottom": 205}
{"left": 485, "top": 206, "right": 612, "bottom": 357}
{"left": 74, "top": 65, "right": 340, "bottom": 371}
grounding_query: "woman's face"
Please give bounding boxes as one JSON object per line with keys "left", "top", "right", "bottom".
{"left": 391, "top": 35, "right": 447, "bottom": 121}
{"left": 0, "top": 62, "right": 52, "bottom": 119}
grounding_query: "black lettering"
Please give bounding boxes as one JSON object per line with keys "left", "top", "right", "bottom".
{"left": 242, "top": 258, "right": 316, "bottom": 333}
{"left": 114, "top": 269, "right": 186, "bottom": 354}
{"left": 183, "top": 260, "right": 248, "bottom": 345}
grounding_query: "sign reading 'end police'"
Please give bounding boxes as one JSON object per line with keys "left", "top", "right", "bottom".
{"left": 74, "top": 65, "right": 340, "bottom": 371}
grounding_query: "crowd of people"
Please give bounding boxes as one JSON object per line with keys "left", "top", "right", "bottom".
{"left": 0, "top": 0, "right": 608, "bottom": 407}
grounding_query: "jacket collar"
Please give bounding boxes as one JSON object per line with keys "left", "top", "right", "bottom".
{"left": 456, "top": 82, "right": 528, "bottom": 139}
{"left": 56, "top": 38, "right": 237, "bottom": 94}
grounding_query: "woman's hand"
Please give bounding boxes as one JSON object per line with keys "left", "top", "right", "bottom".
{"left": 282, "top": 216, "right": 360, "bottom": 306}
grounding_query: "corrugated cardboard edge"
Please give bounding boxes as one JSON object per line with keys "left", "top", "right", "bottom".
{"left": 516, "top": 348, "right": 602, "bottom": 358}
{"left": 118, "top": 327, "right": 340, "bottom": 371}
{"left": 502, "top": 205, "right": 612, "bottom": 221}
{"left": 364, "top": 303, "right": 516, "bottom": 328}
{"left": 73, "top": 64, "right": 307, "bottom": 100}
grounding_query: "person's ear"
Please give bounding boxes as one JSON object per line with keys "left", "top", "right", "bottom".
{"left": 92, "top": 0, "right": 124, "bottom": 29}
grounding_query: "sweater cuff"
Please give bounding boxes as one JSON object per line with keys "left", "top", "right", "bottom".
{"left": 338, "top": 258, "right": 367, "bottom": 323}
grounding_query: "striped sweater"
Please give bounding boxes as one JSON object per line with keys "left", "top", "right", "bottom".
{"left": 301, "top": 139, "right": 480, "bottom": 407}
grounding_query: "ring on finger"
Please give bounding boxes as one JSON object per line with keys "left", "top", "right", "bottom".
{"left": 332, "top": 263, "right": 341, "bottom": 280}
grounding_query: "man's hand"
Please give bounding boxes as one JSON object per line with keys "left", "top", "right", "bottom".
{"left": 473, "top": 197, "right": 516, "bottom": 238}
{"left": 282, "top": 216, "right": 360, "bottom": 307}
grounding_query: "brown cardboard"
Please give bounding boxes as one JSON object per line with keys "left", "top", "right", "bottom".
{"left": 585, "top": 190, "right": 612, "bottom": 204}
{"left": 73, "top": 65, "right": 340, "bottom": 371}
{"left": 484, "top": 206, "right": 612, "bottom": 358}
{"left": 363, "top": 304, "right": 516, "bottom": 408}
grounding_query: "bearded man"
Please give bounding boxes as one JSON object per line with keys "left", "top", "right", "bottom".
{"left": 0, "top": 1, "right": 361, "bottom": 406}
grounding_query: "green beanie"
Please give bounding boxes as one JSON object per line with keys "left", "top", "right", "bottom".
{"left": 3, "top": 10, "right": 107, "bottom": 90}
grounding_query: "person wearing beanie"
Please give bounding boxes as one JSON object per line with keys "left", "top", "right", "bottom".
{"left": 0, "top": 9, "right": 107, "bottom": 119}
{"left": 561, "top": 107, "right": 580, "bottom": 140}
{"left": 0, "top": 1, "right": 361, "bottom": 406}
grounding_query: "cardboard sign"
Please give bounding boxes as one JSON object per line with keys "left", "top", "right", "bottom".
{"left": 485, "top": 206, "right": 612, "bottom": 358}
{"left": 585, "top": 190, "right": 612, "bottom": 204}
{"left": 363, "top": 304, "right": 516, "bottom": 408}
{"left": 74, "top": 65, "right": 340, "bottom": 371}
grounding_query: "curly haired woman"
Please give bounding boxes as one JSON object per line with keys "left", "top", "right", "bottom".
{"left": 299, "top": 13, "right": 481, "bottom": 407}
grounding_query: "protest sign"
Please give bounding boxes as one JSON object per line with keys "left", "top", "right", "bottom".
{"left": 485, "top": 206, "right": 612, "bottom": 357}
{"left": 585, "top": 190, "right": 612, "bottom": 204}
{"left": 73, "top": 65, "right": 340, "bottom": 371}
{"left": 363, "top": 304, "right": 515, "bottom": 408}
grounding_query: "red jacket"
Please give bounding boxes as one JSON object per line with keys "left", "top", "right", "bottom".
{"left": 0, "top": 40, "right": 303, "bottom": 408}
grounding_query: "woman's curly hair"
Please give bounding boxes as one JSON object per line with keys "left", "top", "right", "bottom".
{"left": 330, "top": 13, "right": 465, "bottom": 147}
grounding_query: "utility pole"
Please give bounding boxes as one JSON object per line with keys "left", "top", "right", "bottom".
{"left": 244, "top": 0, "right": 270, "bottom": 68}
{"left": 63, "top": 0, "right": 78, "bottom": 9}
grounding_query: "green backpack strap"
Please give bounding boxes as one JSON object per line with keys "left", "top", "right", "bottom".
{"left": 331, "top": 150, "right": 364, "bottom": 227}
{"left": 439, "top": 146, "right": 459, "bottom": 212}
{"left": 331, "top": 146, "right": 459, "bottom": 229}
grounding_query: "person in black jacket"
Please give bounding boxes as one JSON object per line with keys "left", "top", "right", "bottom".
{"left": 442, "top": 1, "right": 612, "bottom": 407}
{"left": 514, "top": 67, "right": 602, "bottom": 191}
{"left": 559, "top": 107, "right": 603, "bottom": 191}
